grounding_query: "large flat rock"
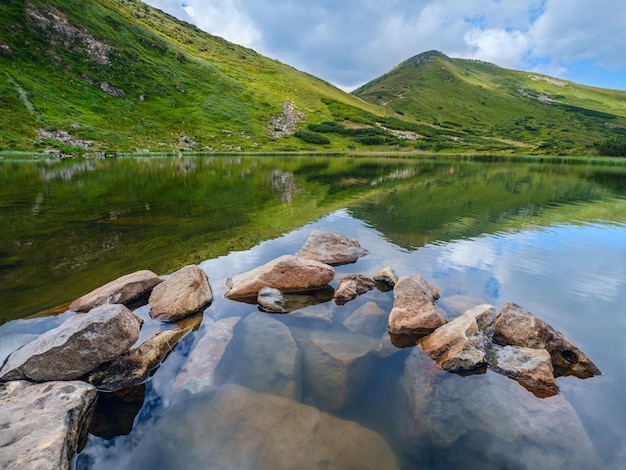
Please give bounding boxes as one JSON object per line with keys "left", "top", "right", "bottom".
{"left": 0, "top": 304, "right": 141, "bottom": 382}
{"left": 69, "top": 269, "right": 162, "bottom": 312}
{"left": 296, "top": 229, "right": 368, "bottom": 265}
{"left": 225, "top": 254, "right": 335, "bottom": 299}
{"left": 0, "top": 381, "right": 97, "bottom": 470}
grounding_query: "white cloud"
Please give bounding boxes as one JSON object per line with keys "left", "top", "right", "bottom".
{"left": 143, "top": 0, "right": 626, "bottom": 90}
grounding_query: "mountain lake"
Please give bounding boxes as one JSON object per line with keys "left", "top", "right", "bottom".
{"left": 1, "top": 155, "right": 625, "bottom": 469}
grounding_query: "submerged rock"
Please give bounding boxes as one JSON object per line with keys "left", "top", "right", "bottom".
{"left": 343, "top": 301, "right": 388, "bottom": 337}
{"left": 149, "top": 265, "right": 212, "bottom": 322}
{"left": 0, "top": 380, "right": 97, "bottom": 470}
{"left": 222, "top": 312, "right": 302, "bottom": 400}
{"left": 84, "top": 328, "right": 191, "bottom": 392}
{"left": 295, "top": 328, "right": 378, "bottom": 411}
{"left": 334, "top": 274, "right": 376, "bottom": 304}
{"left": 398, "top": 348, "right": 603, "bottom": 469}
{"left": 128, "top": 384, "right": 400, "bottom": 470}
{"left": 225, "top": 255, "right": 335, "bottom": 299}
{"left": 420, "top": 304, "right": 496, "bottom": 372}
{"left": 173, "top": 316, "right": 240, "bottom": 395}
{"left": 296, "top": 229, "right": 368, "bottom": 265}
{"left": 388, "top": 274, "right": 446, "bottom": 336}
{"left": 493, "top": 303, "right": 600, "bottom": 378}
{"left": 0, "top": 304, "right": 141, "bottom": 382}
{"left": 489, "top": 345, "right": 559, "bottom": 397}
{"left": 257, "top": 286, "right": 288, "bottom": 313}
{"left": 69, "top": 269, "right": 162, "bottom": 312}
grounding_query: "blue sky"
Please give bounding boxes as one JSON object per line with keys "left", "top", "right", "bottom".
{"left": 144, "top": 0, "right": 626, "bottom": 91}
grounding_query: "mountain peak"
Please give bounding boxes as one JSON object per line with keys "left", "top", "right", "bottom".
{"left": 399, "top": 50, "right": 450, "bottom": 68}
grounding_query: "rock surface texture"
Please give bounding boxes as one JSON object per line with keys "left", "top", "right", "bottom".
{"left": 493, "top": 302, "right": 600, "bottom": 378}
{"left": 225, "top": 255, "right": 335, "bottom": 299}
{"left": 420, "top": 304, "right": 496, "bottom": 372}
{"left": 388, "top": 274, "right": 446, "bottom": 336}
{"left": 373, "top": 266, "right": 399, "bottom": 287}
{"left": 69, "top": 269, "right": 162, "bottom": 312}
{"left": 0, "top": 304, "right": 141, "bottom": 382}
{"left": 84, "top": 328, "right": 190, "bottom": 391}
{"left": 149, "top": 265, "right": 212, "bottom": 322}
{"left": 334, "top": 274, "right": 376, "bottom": 304}
{"left": 0, "top": 380, "right": 97, "bottom": 470}
{"left": 296, "top": 229, "right": 368, "bottom": 265}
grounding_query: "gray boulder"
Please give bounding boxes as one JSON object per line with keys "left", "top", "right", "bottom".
{"left": 0, "top": 304, "right": 141, "bottom": 382}
{"left": 0, "top": 380, "right": 97, "bottom": 470}
{"left": 296, "top": 229, "right": 368, "bottom": 265}
{"left": 225, "top": 255, "right": 335, "bottom": 299}
{"left": 69, "top": 269, "right": 162, "bottom": 312}
{"left": 494, "top": 303, "right": 600, "bottom": 378}
{"left": 149, "top": 265, "right": 212, "bottom": 322}
{"left": 84, "top": 328, "right": 190, "bottom": 392}
{"left": 257, "top": 286, "right": 333, "bottom": 313}
{"left": 387, "top": 274, "right": 446, "bottom": 336}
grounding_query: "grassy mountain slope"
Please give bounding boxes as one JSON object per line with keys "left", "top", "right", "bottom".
{"left": 353, "top": 51, "right": 626, "bottom": 154}
{"left": 0, "top": 0, "right": 407, "bottom": 153}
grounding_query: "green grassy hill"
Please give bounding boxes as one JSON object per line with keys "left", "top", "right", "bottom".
{"left": 0, "top": 0, "right": 405, "bottom": 153}
{"left": 1, "top": 2, "right": 625, "bottom": 155}
{"left": 353, "top": 51, "right": 626, "bottom": 155}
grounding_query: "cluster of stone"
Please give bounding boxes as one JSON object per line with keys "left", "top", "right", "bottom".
{"left": 0, "top": 229, "right": 601, "bottom": 468}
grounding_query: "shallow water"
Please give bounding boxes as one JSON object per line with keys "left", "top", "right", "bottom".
{"left": 1, "top": 156, "right": 626, "bottom": 469}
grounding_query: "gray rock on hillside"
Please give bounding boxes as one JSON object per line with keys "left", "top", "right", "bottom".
{"left": 334, "top": 274, "right": 376, "bottom": 304}
{"left": 225, "top": 255, "right": 335, "bottom": 299}
{"left": 420, "top": 304, "right": 496, "bottom": 372}
{"left": 296, "top": 229, "right": 368, "bottom": 265}
{"left": 149, "top": 265, "right": 212, "bottom": 322}
{"left": 493, "top": 302, "right": 600, "bottom": 378}
{"left": 0, "top": 380, "right": 97, "bottom": 470}
{"left": 388, "top": 274, "right": 447, "bottom": 336}
{"left": 69, "top": 269, "right": 163, "bottom": 312}
{"left": 0, "top": 304, "right": 141, "bottom": 382}
{"left": 84, "top": 327, "right": 191, "bottom": 392}
{"left": 130, "top": 384, "right": 400, "bottom": 470}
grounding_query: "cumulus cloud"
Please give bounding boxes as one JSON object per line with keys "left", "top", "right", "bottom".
{"left": 143, "top": 0, "right": 626, "bottom": 90}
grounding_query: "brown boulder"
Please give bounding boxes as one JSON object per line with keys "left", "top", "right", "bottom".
{"left": 420, "top": 304, "right": 496, "bottom": 372}
{"left": 225, "top": 255, "right": 335, "bottom": 299}
{"left": 494, "top": 303, "right": 600, "bottom": 378}
{"left": 149, "top": 265, "right": 212, "bottom": 322}
{"left": 489, "top": 345, "right": 559, "bottom": 397}
{"left": 84, "top": 328, "right": 191, "bottom": 392}
{"left": 296, "top": 229, "right": 368, "bottom": 265}
{"left": 334, "top": 274, "right": 376, "bottom": 304}
{"left": 69, "top": 269, "right": 162, "bottom": 312}
{"left": 373, "top": 265, "right": 399, "bottom": 287}
{"left": 0, "top": 304, "right": 141, "bottom": 382}
{"left": 387, "top": 274, "right": 446, "bottom": 336}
